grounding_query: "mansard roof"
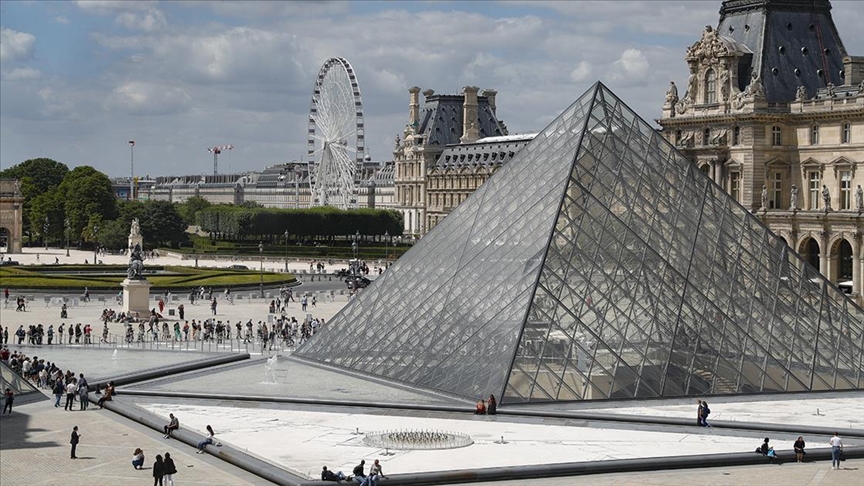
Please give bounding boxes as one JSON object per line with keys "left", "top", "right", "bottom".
{"left": 716, "top": 0, "right": 849, "bottom": 103}
{"left": 417, "top": 94, "right": 507, "bottom": 147}
{"left": 434, "top": 134, "right": 536, "bottom": 170}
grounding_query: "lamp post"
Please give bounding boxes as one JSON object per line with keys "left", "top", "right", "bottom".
{"left": 65, "top": 218, "right": 70, "bottom": 257}
{"left": 193, "top": 248, "right": 198, "bottom": 268}
{"left": 353, "top": 230, "right": 360, "bottom": 259}
{"left": 258, "top": 241, "right": 264, "bottom": 298}
{"left": 128, "top": 140, "right": 136, "bottom": 201}
{"left": 93, "top": 224, "right": 100, "bottom": 265}
{"left": 43, "top": 216, "right": 49, "bottom": 250}
{"left": 384, "top": 230, "right": 389, "bottom": 260}
{"left": 284, "top": 230, "right": 289, "bottom": 272}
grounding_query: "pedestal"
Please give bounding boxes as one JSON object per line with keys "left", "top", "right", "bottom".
{"left": 128, "top": 234, "right": 143, "bottom": 251}
{"left": 123, "top": 278, "right": 151, "bottom": 317}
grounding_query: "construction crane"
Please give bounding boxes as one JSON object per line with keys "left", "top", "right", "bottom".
{"left": 207, "top": 144, "right": 234, "bottom": 175}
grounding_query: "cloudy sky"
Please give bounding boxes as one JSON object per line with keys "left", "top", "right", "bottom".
{"left": 1, "top": 1, "right": 863, "bottom": 178}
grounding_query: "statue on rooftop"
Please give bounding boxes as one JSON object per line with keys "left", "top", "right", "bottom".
{"left": 665, "top": 81, "right": 679, "bottom": 106}
{"left": 795, "top": 86, "right": 808, "bottom": 101}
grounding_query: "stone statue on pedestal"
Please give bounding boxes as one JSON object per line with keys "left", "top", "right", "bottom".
{"left": 127, "top": 243, "right": 145, "bottom": 279}
{"left": 129, "top": 218, "right": 141, "bottom": 237}
{"left": 761, "top": 185, "right": 768, "bottom": 210}
{"left": 822, "top": 185, "right": 832, "bottom": 212}
{"left": 789, "top": 184, "right": 799, "bottom": 211}
{"left": 856, "top": 185, "right": 863, "bottom": 212}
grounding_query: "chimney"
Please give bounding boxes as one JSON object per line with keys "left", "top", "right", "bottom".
{"left": 422, "top": 89, "right": 435, "bottom": 99}
{"left": 843, "top": 56, "right": 864, "bottom": 86}
{"left": 461, "top": 86, "right": 480, "bottom": 144}
{"left": 481, "top": 89, "right": 497, "bottom": 116}
{"left": 408, "top": 87, "right": 421, "bottom": 128}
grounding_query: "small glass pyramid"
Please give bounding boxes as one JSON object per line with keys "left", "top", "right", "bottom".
{"left": 295, "top": 83, "right": 864, "bottom": 403}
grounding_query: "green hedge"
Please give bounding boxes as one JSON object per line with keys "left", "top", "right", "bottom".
{"left": 196, "top": 206, "right": 403, "bottom": 239}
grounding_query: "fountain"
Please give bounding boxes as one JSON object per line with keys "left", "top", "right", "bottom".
{"left": 363, "top": 429, "right": 473, "bottom": 450}
{"left": 262, "top": 355, "right": 278, "bottom": 384}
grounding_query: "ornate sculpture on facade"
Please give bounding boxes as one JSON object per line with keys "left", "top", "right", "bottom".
{"left": 825, "top": 82, "right": 836, "bottom": 98}
{"left": 127, "top": 243, "right": 145, "bottom": 279}
{"left": 733, "top": 72, "right": 766, "bottom": 109}
{"left": 665, "top": 81, "right": 679, "bottom": 106}
{"left": 719, "top": 68, "right": 730, "bottom": 103}
{"left": 677, "top": 130, "right": 695, "bottom": 148}
{"left": 856, "top": 185, "right": 863, "bottom": 212}
{"left": 795, "top": 86, "right": 808, "bottom": 101}
{"left": 129, "top": 218, "right": 141, "bottom": 237}
{"left": 761, "top": 185, "right": 768, "bottom": 210}
{"left": 822, "top": 184, "right": 832, "bottom": 212}
{"left": 790, "top": 184, "right": 799, "bottom": 211}
{"left": 394, "top": 134, "right": 401, "bottom": 151}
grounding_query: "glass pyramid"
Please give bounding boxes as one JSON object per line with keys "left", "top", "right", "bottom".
{"left": 295, "top": 83, "right": 864, "bottom": 403}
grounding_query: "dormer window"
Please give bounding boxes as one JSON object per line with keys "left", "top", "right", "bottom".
{"left": 705, "top": 69, "right": 717, "bottom": 104}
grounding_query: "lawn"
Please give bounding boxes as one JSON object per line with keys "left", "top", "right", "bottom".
{"left": 0, "top": 265, "right": 296, "bottom": 291}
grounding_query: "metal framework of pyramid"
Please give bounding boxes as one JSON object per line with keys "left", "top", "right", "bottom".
{"left": 295, "top": 82, "right": 864, "bottom": 403}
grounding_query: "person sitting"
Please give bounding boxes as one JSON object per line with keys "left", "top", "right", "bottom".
{"left": 97, "top": 381, "right": 115, "bottom": 409}
{"left": 487, "top": 394, "right": 497, "bottom": 415}
{"left": 474, "top": 399, "right": 486, "bottom": 415}
{"left": 132, "top": 448, "right": 145, "bottom": 469}
{"left": 757, "top": 437, "right": 778, "bottom": 463}
{"left": 794, "top": 436, "right": 806, "bottom": 463}
{"left": 162, "top": 413, "right": 179, "bottom": 438}
{"left": 196, "top": 425, "right": 216, "bottom": 454}
{"left": 351, "top": 459, "right": 366, "bottom": 483}
{"left": 359, "top": 459, "right": 386, "bottom": 486}
{"left": 322, "top": 466, "right": 347, "bottom": 481}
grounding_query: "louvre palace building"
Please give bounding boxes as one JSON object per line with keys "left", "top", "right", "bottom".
{"left": 657, "top": 0, "right": 864, "bottom": 301}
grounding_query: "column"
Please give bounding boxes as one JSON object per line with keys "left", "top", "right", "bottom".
{"left": 819, "top": 236, "right": 829, "bottom": 277}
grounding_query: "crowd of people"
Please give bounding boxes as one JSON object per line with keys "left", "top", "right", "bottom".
{"left": 0, "top": 347, "right": 115, "bottom": 413}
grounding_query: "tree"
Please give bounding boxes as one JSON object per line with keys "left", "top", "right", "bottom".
{"left": 59, "top": 166, "right": 117, "bottom": 243}
{"left": 0, "top": 158, "right": 69, "bottom": 243}
{"left": 177, "top": 196, "right": 211, "bottom": 225}
{"left": 138, "top": 200, "right": 187, "bottom": 247}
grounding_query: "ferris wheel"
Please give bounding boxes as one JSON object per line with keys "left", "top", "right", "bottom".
{"left": 307, "top": 57, "right": 366, "bottom": 209}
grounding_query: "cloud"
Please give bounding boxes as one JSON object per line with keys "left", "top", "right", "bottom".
{"left": 116, "top": 9, "right": 167, "bottom": 31}
{"left": 608, "top": 48, "right": 650, "bottom": 81}
{"left": 75, "top": 1, "right": 156, "bottom": 13}
{"left": 105, "top": 82, "right": 192, "bottom": 116}
{"left": 570, "top": 61, "right": 592, "bottom": 82}
{"left": 3, "top": 67, "right": 42, "bottom": 81}
{"left": 53, "top": 16, "right": 70, "bottom": 25}
{"left": 0, "top": 27, "right": 36, "bottom": 63}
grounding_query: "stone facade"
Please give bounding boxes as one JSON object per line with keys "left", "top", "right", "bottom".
{"left": 394, "top": 87, "right": 508, "bottom": 237}
{"left": 0, "top": 179, "right": 24, "bottom": 254}
{"left": 658, "top": 0, "right": 864, "bottom": 301}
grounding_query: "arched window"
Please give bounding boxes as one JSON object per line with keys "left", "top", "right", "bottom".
{"left": 705, "top": 69, "right": 717, "bottom": 103}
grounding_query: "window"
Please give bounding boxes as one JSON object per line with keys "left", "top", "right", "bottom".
{"left": 730, "top": 172, "right": 741, "bottom": 202}
{"left": 701, "top": 164, "right": 711, "bottom": 177}
{"left": 808, "top": 171, "right": 821, "bottom": 209}
{"left": 842, "top": 123, "right": 851, "bottom": 144}
{"left": 772, "top": 126, "right": 782, "bottom": 146}
{"left": 705, "top": 69, "right": 717, "bottom": 103}
{"left": 703, "top": 128, "right": 711, "bottom": 146}
{"left": 769, "top": 172, "right": 783, "bottom": 209}
{"left": 676, "top": 130, "right": 682, "bottom": 144}
{"left": 841, "top": 170, "right": 852, "bottom": 210}
{"left": 733, "top": 126, "right": 740, "bottom": 145}
{"left": 810, "top": 125, "right": 819, "bottom": 145}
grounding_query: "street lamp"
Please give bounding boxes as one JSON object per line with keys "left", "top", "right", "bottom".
{"left": 259, "top": 241, "right": 264, "bottom": 298}
{"left": 352, "top": 230, "right": 359, "bottom": 259}
{"left": 92, "top": 224, "right": 100, "bottom": 265}
{"left": 65, "top": 218, "right": 70, "bottom": 257}
{"left": 284, "top": 230, "right": 289, "bottom": 272}
{"left": 384, "top": 230, "right": 389, "bottom": 260}
{"left": 43, "top": 216, "right": 49, "bottom": 250}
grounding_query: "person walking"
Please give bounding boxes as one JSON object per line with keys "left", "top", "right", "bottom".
{"left": 830, "top": 432, "right": 843, "bottom": 470}
{"left": 3, "top": 388, "right": 13, "bottom": 415}
{"left": 70, "top": 426, "right": 80, "bottom": 459}
{"left": 52, "top": 379, "right": 64, "bottom": 407}
{"left": 152, "top": 454, "right": 165, "bottom": 486}
{"left": 163, "top": 452, "right": 177, "bottom": 486}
